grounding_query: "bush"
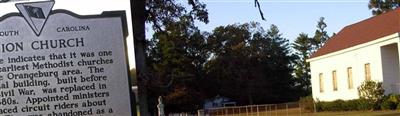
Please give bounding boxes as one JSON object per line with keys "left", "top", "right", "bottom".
{"left": 380, "top": 94, "right": 400, "bottom": 110}
{"left": 332, "top": 100, "right": 346, "bottom": 111}
{"left": 316, "top": 101, "right": 330, "bottom": 111}
{"left": 397, "top": 102, "right": 400, "bottom": 110}
{"left": 343, "top": 99, "right": 358, "bottom": 111}
{"left": 388, "top": 94, "right": 400, "bottom": 104}
{"left": 316, "top": 100, "right": 354, "bottom": 111}
{"left": 315, "top": 101, "right": 323, "bottom": 111}
{"left": 381, "top": 99, "right": 396, "bottom": 110}
{"left": 314, "top": 95, "right": 400, "bottom": 111}
{"left": 356, "top": 99, "right": 374, "bottom": 111}
{"left": 358, "top": 80, "right": 384, "bottom": 103}
{"left": 316, "top": 99, "right": 374, "bottom": 111}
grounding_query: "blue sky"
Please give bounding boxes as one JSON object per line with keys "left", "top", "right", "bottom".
{"left": 0, "top": 0, "right": 374, "bottom": 68}
{"left": 195, "top": 0, "right": 372, "bottom": 42}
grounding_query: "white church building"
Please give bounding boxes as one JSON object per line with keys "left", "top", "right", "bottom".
{"left": 308, "top": 9, "right": 400, "bottom": 101}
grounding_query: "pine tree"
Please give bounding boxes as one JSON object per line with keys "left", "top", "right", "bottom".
{"left": 293, "top": 33, "right": 312, "bottom": 95}
{"left": 312, "top": 17, "right": 329, "bottom": 52}
{"left": 293, "top": 17, "right": 330, "bottom": 96}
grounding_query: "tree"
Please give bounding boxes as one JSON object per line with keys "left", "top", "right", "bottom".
{"left": 292, "top": 33, "right": 312, "bottom": 95}
{"left": 205, "top": 23, "right": 254, "bottom": 104}
{"left": 146, "top": 16, "right": 209, "bottom": 113}
{"left": 261, "top": 24, "right": 298, "bottom": 102}
{"left": 132, "top": 0, "right": 209, "bottom": 115}
{"left": 145, "top": 0, "right": 209, "bottom": 31}
{"left": 312, "top": 17, "right": 329, "bottom": 51}
{"left": 206, "top": 23, "right": 297, "bottom": 105}
{"left": 132, "top": 0, "right": 265, "bottom": 114}
{"left": 293, "top": 17, "right": 329, "bottom": 96}
{"left": 368, "top": 0, "right": 400, "bottom": 15}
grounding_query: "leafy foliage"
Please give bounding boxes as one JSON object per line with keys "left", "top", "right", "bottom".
{"left": 312, "top": 17, "right": 329, "bottom": 51}
{"left": 357, "top": 80, "right": 385, "bottom": 104}
{"left": 356, "top": 99, "right": 374, "bottom": 110}
{"left": 136, "top": 0, "right": 267, "bottom": 114}
{"left": 205, "top": 23, "right": 298, "bottom": 105}
{"left": 293, "top": 17, "right": 329, "bottom": 96}
{"left": 315, "top": 94, "right": 400, "bottom": 111}
{"left": 293, "top": 33, "right": 312, "bottom": 95}
{"left": 146, "top": 21, "right": 299, "bottom": 112}
{"left": 145, "top": 0, "right": 209, "bottom": 31}
{"left": 381, "top": 99, "right": 397, "bottom": 110}
{"left": 368, "top": 0, "right": 400, "bottom": 15}
{"left": 316, "top": 99, "right": 373, "bottom": 111}
{"left": 133, "top": 0, "right": 210, "bottom": 115}
{"left": 381, "top": 94, "right": 400, "bottom": 110}
{"left": 388, "top": 94, "right": 400, "bottom": 103}
{"left": 146, "top": 16, "right": 209, "bottom": 113}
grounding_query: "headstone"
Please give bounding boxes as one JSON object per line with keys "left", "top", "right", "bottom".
{"left": 157, "top": 96, "right": 165, "bottom": 116}
{"left": 0, "top": 1, "right": 133, "bottom": 115}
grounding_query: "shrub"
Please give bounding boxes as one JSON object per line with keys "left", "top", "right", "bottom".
{"left": 397, "top": 102, "right": 400, "bottom": 110}
{"left": 358, "top": 81, "right": 384, "bottom": 102}
{"left": 316, "top": 101, "right": 334, "bottom": 111}
{"left": 332, "top": 100, "right": 345, "bottom": 111}
{"left": 316, "top": 99, "right": 356, "bottom": 111}
{"left": 357, "top": 80, "right": 384, "bottom": 110}
{"left": 380, "top": 94, "right": 400, "bottom": 110}
{"left": 315, "top": 101, "right": 324, "bottom": 111}
{"left": 388, "top": 94, "right": 400, "bottom": 104}
{"left": 343, "top": 99, "right": 358, "bottom": 111}
{"left": 381, "top": 99, "right": 396, "bottom": 110}
{"left": 313, "top": 96, "right": 400, "bottom": 111}
{"left": 356, "top": 99, "right": 373, "bottom": 111}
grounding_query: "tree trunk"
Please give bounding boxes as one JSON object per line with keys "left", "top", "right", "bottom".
{"left": 131, "top": 0, "right": 150, "bottom": 115}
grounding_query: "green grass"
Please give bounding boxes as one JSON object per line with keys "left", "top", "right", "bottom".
{"left": 224, "top": 109, "right": 400, "bottom": 116}
{"left": 306, "top": 111, "right": 400, "bottom": 116}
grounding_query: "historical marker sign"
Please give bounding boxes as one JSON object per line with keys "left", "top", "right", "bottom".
{"left": 0, "top": 1, "right": 133, "bottom": 115}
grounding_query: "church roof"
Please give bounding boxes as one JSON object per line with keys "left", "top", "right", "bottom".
{"left": 310, "top": 8, "right": 400, "bottom": 59}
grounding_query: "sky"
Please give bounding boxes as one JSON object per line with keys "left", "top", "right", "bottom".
{"left": 194, "top": 0, "right": 372, "bottom": 41}
{"left": 0, "top": 0, "right": 375, "bottom": 69}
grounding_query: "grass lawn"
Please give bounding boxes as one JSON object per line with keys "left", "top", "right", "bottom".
{"left": 303, "top": 111, "right": 400, "bottom": 116}
{"left": 234, "top": 110, "right": 400, "bottom": 116}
